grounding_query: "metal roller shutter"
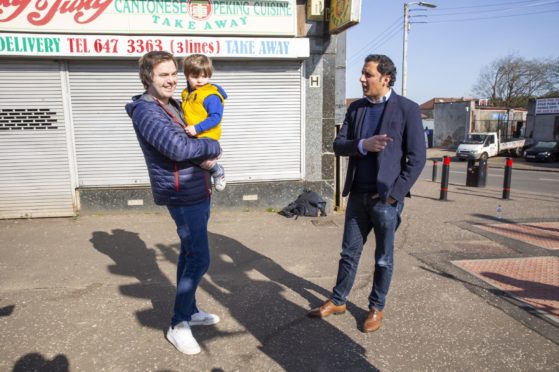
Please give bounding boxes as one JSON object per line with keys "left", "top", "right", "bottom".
{"left": 68, "top": 60, "right": 303, "bottom": 187}
{"left": 215, "top": 61, "right": 303, "bottom": 182}
{"left": 68, "top": 61, "right": 148, "bottom": 186}
{"left": 0, "top": 60, "right": 75, "bottom": 219}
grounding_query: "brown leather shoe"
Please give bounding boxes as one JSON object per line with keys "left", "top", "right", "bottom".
{"left": 363, "top": 308, "right": 384, "bottom": 332}
{"left": 308, "top": 300, "right": 347, "bottom": 318}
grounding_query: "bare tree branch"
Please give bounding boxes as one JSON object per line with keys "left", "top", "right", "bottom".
{"left": 472, "top": 55, "right": 559, "bottom": 108}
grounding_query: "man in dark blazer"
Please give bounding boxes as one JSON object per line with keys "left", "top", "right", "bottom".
{"left": 308, "top": 55, "right": 426, "bottom": 332}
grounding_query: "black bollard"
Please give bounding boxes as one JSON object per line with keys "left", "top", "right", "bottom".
{"left": 440, "top": 156, "right": 450, "bottom": 201}
{"left": 502, "top": 157, "right": 512, "bottom": 199}
{"left": 432, "top": 160, "right": 438, "bottom": 182}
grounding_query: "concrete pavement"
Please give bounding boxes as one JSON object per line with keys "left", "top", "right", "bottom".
{"left": 1, "top": 178, "right": 558, "bottom": 371}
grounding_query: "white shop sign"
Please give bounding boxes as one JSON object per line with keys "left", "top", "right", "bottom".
{"left": 0, "top": 0, "right": 296, "bottom": 36}
{"left": 0, "top": 33, "right": 309, "bottom": 59}
{"left": 535, "top": 98, "right": 559, "bottom": 115}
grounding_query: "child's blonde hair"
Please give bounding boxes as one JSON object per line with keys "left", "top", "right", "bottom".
{"left": 183, "top": 54, "right": 213, "bottom": 78}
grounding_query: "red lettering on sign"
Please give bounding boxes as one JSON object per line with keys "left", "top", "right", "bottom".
{"left": 0, "top": 0, "right": 113, "bottom": 25}
{"left": 0, "top": 0, "right": 33, "bottom": 22}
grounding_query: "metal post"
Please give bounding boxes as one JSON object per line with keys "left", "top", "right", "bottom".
{"left": 439, "top": 156, "right": 450, "bottom": 200}
{"left": 502, "top": 157, "right": 512, "bottom": 199}
{"left": 432, "top": 160, "right": 438, "bottom": 182}
{"left": 402, "top": 2, "right": 410, "bottom": 97}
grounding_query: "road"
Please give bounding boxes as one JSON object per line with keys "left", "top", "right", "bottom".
{"left": 421, "top": 161, "right": 559, "bottom": 195}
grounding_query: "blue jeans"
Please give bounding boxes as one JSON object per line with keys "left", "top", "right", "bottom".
{"left": 331, "top": 192, "right": 403, "bottom": 311}
{"left": 167, "top": 199, "right": 211, "bottom": 327}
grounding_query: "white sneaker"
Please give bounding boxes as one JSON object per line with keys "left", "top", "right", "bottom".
{"left": 166, "top": 321, "right": 201, "bottom": 355}
{"left": 188, "top": 310, "right": 220, "bottom": 326}
{"left": 213, "top": 174, "right": 226, "bottom": 192}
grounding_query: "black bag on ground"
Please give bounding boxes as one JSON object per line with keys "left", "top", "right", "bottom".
{"left": 279, "top": 189, "right": 327, "bottom": 218}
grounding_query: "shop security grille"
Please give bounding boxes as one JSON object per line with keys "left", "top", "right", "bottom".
{"left": 0, "top": 108, "right": 58, "bottom": 131}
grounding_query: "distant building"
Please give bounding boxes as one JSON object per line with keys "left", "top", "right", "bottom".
{"left": 525, "top": 98, "right": 559, "bottom": 141}
{"left": 419, "top": 97, "right": 478, "bottom": 119}
{"left": 422, "top": 98, "right": 527, "bottom": 147}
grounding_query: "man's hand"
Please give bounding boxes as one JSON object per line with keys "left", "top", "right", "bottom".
{"left": 387, "top": 196, "right": 397, "bottom": 205}
{"left": 362, "top": 134, "right": 393, "bottom": 153}
{"left": 185, "top": 126, "right": 197, "bottom": 137}
{"left": 199, "top": 158, "right": 217, "bottom": 170}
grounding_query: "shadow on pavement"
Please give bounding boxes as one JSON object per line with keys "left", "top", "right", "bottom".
{"left": 481, "top": 272, "right": 559, "bottom": 303}
{"left": 90, "top": 229, "right": 175, "bottom": 331}
{"left": 160, "top": 232, "right": 378, "bottom": 370}
{"left": 12, "top": 353, "right": 69, "bottom": 372}
{"left": 469, "top": 213, "right": 517, "bottom": 223}
{"left": 90, "top": 228, "right": 378, "bottom": 370}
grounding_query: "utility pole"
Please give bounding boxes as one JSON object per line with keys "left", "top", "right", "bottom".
{"left": 401, "top": 2, "right": 437, "bottom": 97}
{"left": 402, "top": 2, "right": 410, "bottom": 97}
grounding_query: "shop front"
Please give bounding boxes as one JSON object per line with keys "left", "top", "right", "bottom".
{"left": 0, "top": 0, "right": 327, "bottom": 218}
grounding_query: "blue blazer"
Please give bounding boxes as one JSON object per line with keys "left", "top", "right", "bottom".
{"left": 334, "top": 92, "right": 426, "bottom": 203}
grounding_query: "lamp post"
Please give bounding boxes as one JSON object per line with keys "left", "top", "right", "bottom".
{"left": 402, "top": 1, "right": 437, "bottom": 97}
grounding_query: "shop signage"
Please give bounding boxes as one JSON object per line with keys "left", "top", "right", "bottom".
{"left": 0, "top": 0, "right": 296, "bottom": 36}
{"left": 0, "top": 32, "right": 309, "bottom": 58}
{"left": 536, "top": 98, "right": 559, "bottom": 115}
{"left": 329, "top": 0, "right": 361, "bottom": 34}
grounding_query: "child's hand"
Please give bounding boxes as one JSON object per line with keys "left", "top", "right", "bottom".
{"left": 185, "top": 126, "right": 197, "bottom": 137}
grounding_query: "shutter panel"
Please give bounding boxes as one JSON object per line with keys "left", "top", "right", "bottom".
{"left": 68, "top": 60, "right": 302, "bottom": 187}
{"left": 0, "top": 60, "right": 75, "bottom": 218}
{"left": 68, "top": 61, "right": 149, "bottom": 186}
{"left": 214, "top": 61, "right": 303, "bottom": 182}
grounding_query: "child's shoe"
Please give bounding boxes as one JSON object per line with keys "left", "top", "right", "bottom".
{"left": 213, "top": 174, "right": 226, "bottom": 192}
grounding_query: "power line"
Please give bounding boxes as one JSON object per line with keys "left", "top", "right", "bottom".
{"left": 425, "top": 9, "right": 559, "bottom": 24}
{"left": 432, "top": 0, "right": 558, "bottom": 11}
{"left": 347, "top": 24, "right": 403, "bottom": 68}
{"left": 346, "top": 16, "right": 402, "bottom": 64}
{"left": 428, "top": 0, "right": 559, "bottom": 17}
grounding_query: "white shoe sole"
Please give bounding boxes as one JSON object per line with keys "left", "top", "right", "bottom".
{"left": 188, "top": 314, "right": 220, "bottom": 326}
{"left": 166, "top": 328, "right": 201, "bottom": 355}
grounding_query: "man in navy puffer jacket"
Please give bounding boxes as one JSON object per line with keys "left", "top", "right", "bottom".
{"left": 126, "top": 51, "right": 221, "bottom": 355}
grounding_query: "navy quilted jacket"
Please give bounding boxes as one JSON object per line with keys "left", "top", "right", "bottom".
{"left": 126, "top": 94, "right": 221, "bottom": 206}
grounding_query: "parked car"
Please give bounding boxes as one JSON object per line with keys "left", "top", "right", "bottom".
{"left": 524, "top": 140, "right": 559, "bottom": 162}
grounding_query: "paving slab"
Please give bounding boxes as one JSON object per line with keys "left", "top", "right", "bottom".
{"left": 453, "top": 257, "right": 559, "bottom": 321}
{"left": 476, "top": 222, "right": 559, "bottom": 250}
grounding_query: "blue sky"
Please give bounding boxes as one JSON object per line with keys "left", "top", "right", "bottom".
{"left": 345, "top": 0, "right": 559, "bottom": 105}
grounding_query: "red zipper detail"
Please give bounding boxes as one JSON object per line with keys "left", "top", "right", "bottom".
{"left": 204, "top": 171, "right": 211, "bottom": 197}
{"left": 174, "top": 162, "right": 179, "bottom": 191}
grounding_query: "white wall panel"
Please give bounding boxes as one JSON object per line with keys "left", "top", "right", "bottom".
{"left": 0, "top": 60, "right": 75, "bottom": 218}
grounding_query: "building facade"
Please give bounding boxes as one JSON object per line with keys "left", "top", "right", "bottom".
{"left": 432, "top": 99, "right": 527, "bottom": 147}
{"left": 0, "top": 0, "right": 347, "bottom": 218}
{"left": 525, "top": 98, "right": 559, "bottom": 142}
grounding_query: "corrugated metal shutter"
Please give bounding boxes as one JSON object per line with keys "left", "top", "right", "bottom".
{"left": 215, "top": 61, "right": 303, "bottom": 182}
{"left": 68, "top": 60, "right": 302, "bottom": 186}
{"left": 68, "top": 61, "right": 148, "bottom": 186}
{"left": 0, "top": 60, "right": 75, "bottom": 219}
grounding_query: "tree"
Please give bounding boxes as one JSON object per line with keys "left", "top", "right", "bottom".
{"left": 472, "top": 55, "right": 559, "bottom": 108}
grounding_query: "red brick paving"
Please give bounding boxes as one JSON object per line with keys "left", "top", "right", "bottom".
{"left": 476, "top": 222, "right": 559, "bottom": 250}
{"left": 453, "top": 257, "right": 559, "bottom": 319}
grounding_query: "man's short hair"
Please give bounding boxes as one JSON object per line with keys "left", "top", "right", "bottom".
{"left": 183, "top": 54, "right": 214, "bottom": 78}
{"left": 365, "top": 54, "right": 397, "bottom": 87}
{"left": 138, "top": 51, "right": 177, "bottom": 89}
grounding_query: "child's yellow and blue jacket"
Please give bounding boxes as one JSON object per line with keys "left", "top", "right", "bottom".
{"left": 181, "top": 83, "right": 227, "bottom": 140}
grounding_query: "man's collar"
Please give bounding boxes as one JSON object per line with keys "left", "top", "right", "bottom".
{"left": 365, "top": 89, "right": 392, "bottom": 104}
